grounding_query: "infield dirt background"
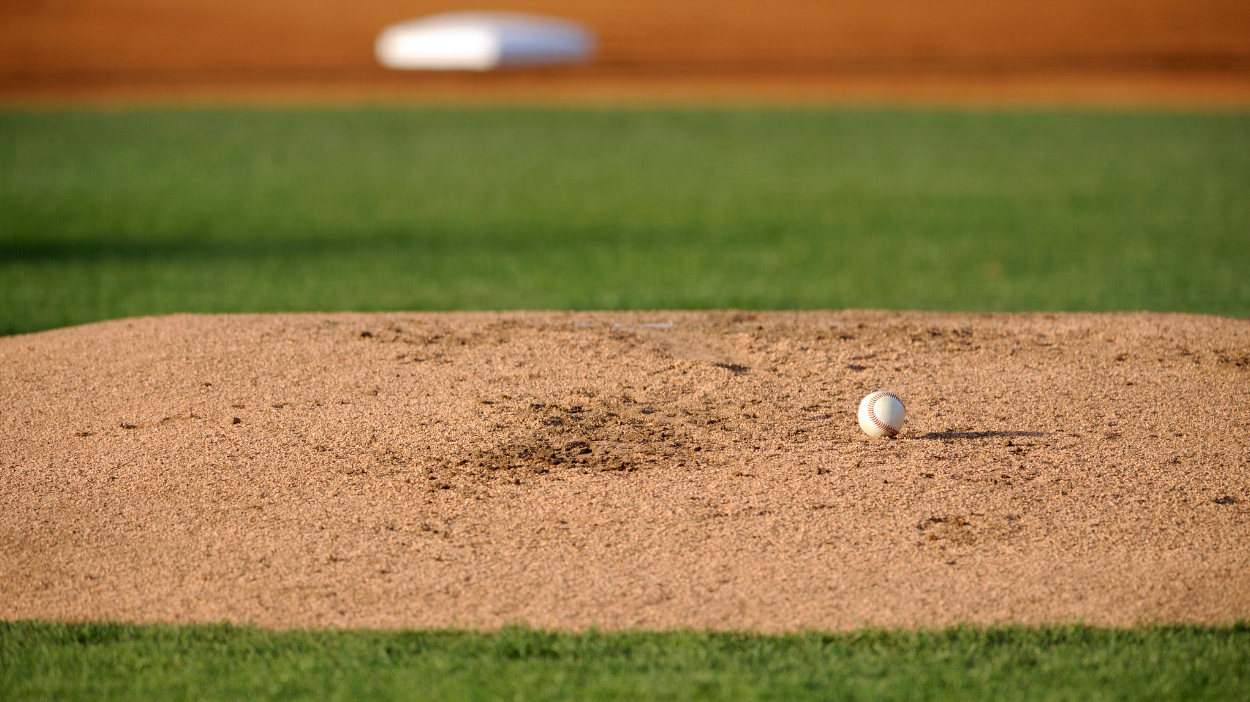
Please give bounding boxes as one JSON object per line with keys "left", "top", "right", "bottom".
{"left": 2, "top": 312, "right": 1248, "bottom": 630}
{"left": 3, "top": 0, "right": 1249, "bottom": 104}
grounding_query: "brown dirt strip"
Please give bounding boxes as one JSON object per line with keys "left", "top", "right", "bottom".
{"left": 2, "top": 311, "right": 1247, "bottom": 631}
{"left": 4, "top": 0, "right": 1249, "bottom": 106}
{"left": 6, "top": 66, "right": 1250, "bottom": 109}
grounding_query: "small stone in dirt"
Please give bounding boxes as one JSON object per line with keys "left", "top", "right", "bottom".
{"left": 564, "top": 441, "right": 592, "bottom": 455}
{"left": 1213, "top": 495, "right": 1238, "bottom": 505}
{"left": 232, "top": 417, "right": 242, "bottom": 425}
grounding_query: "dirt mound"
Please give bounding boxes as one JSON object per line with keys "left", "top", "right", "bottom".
{"left": 2, "top": 311, "right": 1248, "bottom": 630}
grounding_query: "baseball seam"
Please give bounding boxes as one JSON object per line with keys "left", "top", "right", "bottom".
{"left": 866, "top": 391, "right": 901, "bottom": 436}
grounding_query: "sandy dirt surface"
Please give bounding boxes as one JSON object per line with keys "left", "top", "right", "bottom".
{"left": 3, "top": 0, "right": 1249, "bottom": 105}
{"left": 2, "top": 311, "right": 1248, "bottom": 631}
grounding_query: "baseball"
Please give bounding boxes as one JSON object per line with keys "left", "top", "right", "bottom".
{"left": 858, "top": 390, "right": 905, "bottom": 438}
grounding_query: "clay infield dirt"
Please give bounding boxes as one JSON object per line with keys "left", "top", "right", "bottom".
{"left": 2, "top": 311, "right": 1247, "bottom": 631}
{"left": 3, "top": 0, "right": 1249, "bottom": 104}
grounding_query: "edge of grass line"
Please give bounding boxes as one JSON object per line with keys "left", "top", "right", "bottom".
{"left": 3, "top": 621, "right": 1248, "bottom": 701}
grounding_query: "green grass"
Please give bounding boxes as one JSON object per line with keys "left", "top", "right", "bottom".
{"left": 2, "top": 108, "right": 1247, "bottom": 334}
{"left": 3, "top": 622, "right": 1247, "bottom": 701}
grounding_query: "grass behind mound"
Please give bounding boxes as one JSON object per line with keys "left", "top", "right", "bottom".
{"left": 3, "top": 622, "right": 1247, "bottom": 701}
{"left": 2, "top": 108, "right": 1248, "bottom": 334}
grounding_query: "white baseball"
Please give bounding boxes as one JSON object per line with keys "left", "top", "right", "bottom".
{"left": 858, "top": 391, "right": 905, "bottom": 438}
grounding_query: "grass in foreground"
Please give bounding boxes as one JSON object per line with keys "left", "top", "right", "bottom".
{"left": 3, "top": 622, "right": 1247, "bottom": 701}
{"left": 2, "top": 108, "right": 1248, "bottom": 334}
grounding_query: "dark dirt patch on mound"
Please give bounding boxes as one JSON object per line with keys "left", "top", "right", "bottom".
{"left": 1, "top": 311, "right": 1248, "bottom": 630}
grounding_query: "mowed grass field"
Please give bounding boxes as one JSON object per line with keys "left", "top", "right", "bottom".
{"left": 3, "top": 107, "right": 1248, "bottom": 699}
{"left": 5, "top": 622, "right": 1249, "bottom": 701}
{"left": 2, "top": 108, "right": 1248, "bottom": 335}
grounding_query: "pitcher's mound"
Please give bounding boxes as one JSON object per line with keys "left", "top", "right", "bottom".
{"left": 2, "top": 311, "right": 1247, "bottom": 631}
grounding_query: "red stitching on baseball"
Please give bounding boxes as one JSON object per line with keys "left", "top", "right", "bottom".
{"left": 866, "top": 391, "right": 901, "bottom": 436}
